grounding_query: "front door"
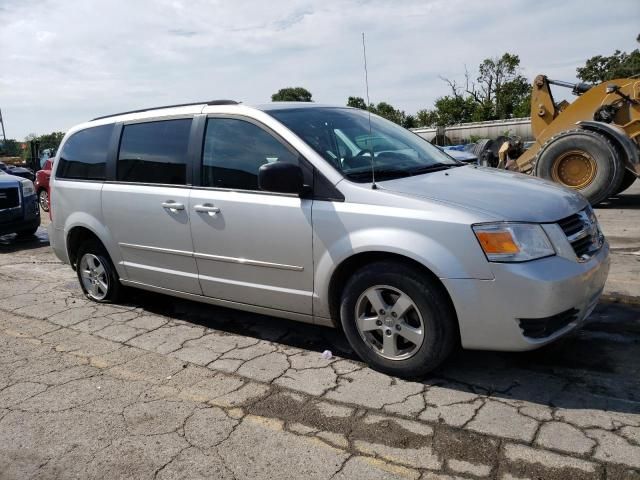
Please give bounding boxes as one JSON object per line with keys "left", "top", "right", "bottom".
{"left": 102, "top": 118, "right": 201, "bottom": 294}
{"left": 189, "top": 117, "right": 313, "bottom": 314}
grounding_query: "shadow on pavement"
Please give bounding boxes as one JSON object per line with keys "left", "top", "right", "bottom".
{"left": 124, "top": 287, "right": 640, "bottom": 415}
{"left": 0, "top": 226, "right": 49, "bottom": 253}
{"left": 597, "top": 190, "right": 640, "bottom": 210}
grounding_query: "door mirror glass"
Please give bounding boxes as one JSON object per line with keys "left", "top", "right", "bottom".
{"left": 258, "top": 162, "right": 304, "bottom": 194}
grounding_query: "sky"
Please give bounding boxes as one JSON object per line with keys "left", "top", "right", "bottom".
{"left": 1, "top": 0, "right": 638, "bottom": 140}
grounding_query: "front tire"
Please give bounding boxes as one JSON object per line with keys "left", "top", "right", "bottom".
{"left": 534, "top": 129, "right": 625, "bottom": 205}
{"left": 76, "top": 240, "right": 121, "bottom": 303}
{"left": 339, "top": 261, "right": 457, "bottom": 378}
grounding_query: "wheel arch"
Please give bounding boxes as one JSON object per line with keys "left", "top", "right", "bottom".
{"left": 63, "top": 214, "right": 124, "bottom": 279}
{"left": 66, "top": 226, "right": 107, "bottom": 270}
{"left": 326, "top": 251, "right": 458, "bottom": 331}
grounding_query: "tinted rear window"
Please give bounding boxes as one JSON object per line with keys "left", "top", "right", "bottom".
{"left": 56, "top": 124, "right": 114, "bottom": 180}
{"left": 117, "top": 119, "right": 192, "bottom": 185}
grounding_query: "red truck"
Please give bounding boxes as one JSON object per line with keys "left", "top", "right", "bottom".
{"left": 35, "top": 158, "right": 53, "bottom": 212}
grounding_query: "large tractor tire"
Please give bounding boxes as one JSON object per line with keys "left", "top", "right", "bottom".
{"left": 534, "top": 129, "right": 625, "bottom": 205}
{"left": 615, "top": 170, "right": 637, "bottom": 195}
{"left": 473, "top": 139, "right": 494, "bottom": 167}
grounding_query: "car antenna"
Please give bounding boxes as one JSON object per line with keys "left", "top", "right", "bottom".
{"left": 361, "top": 32, "right": 376, "bottom": 189}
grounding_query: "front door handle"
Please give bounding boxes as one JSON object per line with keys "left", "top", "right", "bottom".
{"left": 194, "top": 204, "right": 221, "bottom": 216}
{"left": 161, "top": 201, "right": 185, "bottom": 212}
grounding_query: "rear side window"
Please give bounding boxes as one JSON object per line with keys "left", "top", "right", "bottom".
{"left": 56, "top": 124, "right": 113, "bottom": 180}
{"left": 117, "top": 119, "right": 192, "bottom": 185}
{"left": 202, "top": 118, "right": 300, "bottom": 190}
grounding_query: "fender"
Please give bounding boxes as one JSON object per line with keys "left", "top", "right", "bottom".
{"left": 578, "top": 121, "right": 640, "bottom": 176}
{"left": 313, "top": 226, "right": 494, "bottom": 319}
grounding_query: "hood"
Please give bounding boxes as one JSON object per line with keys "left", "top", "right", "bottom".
{"left": 443, "top": 149, "right": 477, "bottom": 163}
{"left": 377, "top": 165, "right": 588, "bottom": 222}
{"left": 0, "top": 172, "right": 21, "bottom": 186}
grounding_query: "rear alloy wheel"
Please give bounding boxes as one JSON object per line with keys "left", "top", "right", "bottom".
{"left": 535, "top": 129, "right": 625, "bottom": 205}
{"left": 76, "top": 241, "right": 121, "bottom": 303}
{"left": 340, "top": 261, "right": 457, "bottom": 378}
{"left": 38, "top": 189, "right": 49, "bottom": 212}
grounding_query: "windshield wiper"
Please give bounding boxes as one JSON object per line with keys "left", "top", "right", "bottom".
{"left": 408, "top": 163, "right": 461, "bottom": 175}
{"left": 345, "top": 168, "right": 412, "bottom": 180}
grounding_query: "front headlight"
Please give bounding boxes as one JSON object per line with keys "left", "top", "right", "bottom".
{"left": 473, "top": 223, "right": 555, "bottom": 262}
{"left": 20, "top": 179, "right": 36, "bottom": 197}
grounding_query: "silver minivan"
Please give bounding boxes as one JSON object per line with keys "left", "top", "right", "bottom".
{"left": 49, "top": 101, "right": 609, "bottom": 377}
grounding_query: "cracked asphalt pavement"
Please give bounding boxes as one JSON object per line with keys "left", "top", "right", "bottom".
{"left": 1, "top": 194, "right": 639, "bottom": 479}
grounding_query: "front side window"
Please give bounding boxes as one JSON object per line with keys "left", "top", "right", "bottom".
{"left": 117, "top": 118, "right": 192, "bottom": 185}
{"left": 202, "top": 118, "right": 301, "bottom": 191}
{"left": 57, "top": 124, "right": 114, "bottom": 180}
{"left": 268, "top": 107, "right": 459, "bottom": 182}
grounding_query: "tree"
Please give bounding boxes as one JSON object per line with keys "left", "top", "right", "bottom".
{"left": 271, "top": 87, "right": 313, "bottom": 102}
{"left": 347, "top": 96, "right": 368, "bottom": 110}
{"left": 36, "top": 131, "right": 65, "bottom": 152}
{"left": 577, "top": 49, "right": 640, "bottom": 82}
{"left": 416, "top": 52, "right": 531, "bottom": 127}
{"left": 415, "top": 95, "right": 478, "bottom": 127}
{"left": 464, "top": 53, "right": 531, "bottom": 121}
{"left": 373, "top": 102, "right": 405, "bottom": 125}
{"left": 345, "top": 97, "right": 410, "bottom": 126}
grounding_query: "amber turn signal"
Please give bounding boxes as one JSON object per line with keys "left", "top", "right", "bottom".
{"left": 475, "top": 231, "right": 520, "bottom": 254}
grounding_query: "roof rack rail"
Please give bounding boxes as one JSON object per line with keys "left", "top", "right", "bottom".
{"left": 91, "top": 100, "right": 240, "bottom": 121}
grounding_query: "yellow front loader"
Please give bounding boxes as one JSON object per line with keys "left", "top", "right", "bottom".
{"left": 500, "top": 75, "right": 640, "bottom": 204}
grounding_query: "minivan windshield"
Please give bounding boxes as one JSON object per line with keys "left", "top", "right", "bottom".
{"left": 267, "top": 107, "right": 460, "bottom": 182}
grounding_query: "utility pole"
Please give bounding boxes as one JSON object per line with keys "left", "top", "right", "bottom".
{"left": 0, "top": 108, "right": 6, "bottom": 147}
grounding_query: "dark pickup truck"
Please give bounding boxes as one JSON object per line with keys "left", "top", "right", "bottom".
{"left": 0, "top": 170, "right": 40, "bottom": 237}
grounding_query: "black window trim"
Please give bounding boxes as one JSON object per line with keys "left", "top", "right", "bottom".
{"left": 107, "top": 115, "right": 196, "bottom": 187}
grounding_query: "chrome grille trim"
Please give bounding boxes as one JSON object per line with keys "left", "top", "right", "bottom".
{"left": 557, "top": 207, "right": 603, "bottom": 262}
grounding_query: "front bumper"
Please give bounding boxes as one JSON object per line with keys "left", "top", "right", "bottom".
{"left": 0, "top": 194, "right": 40, "bottom": 236}
{"left": 442, "top": 242, "right": 610, "bottom": 351}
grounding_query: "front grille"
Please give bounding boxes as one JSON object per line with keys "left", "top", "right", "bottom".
{"left": 557, "top": 208, "right": 603, "bottom": 261}
{"left": 518, "top": 308, "right": 579, "bottom": 339}
{"left": 0, "top": 187, "right": 19, "bottom": 210}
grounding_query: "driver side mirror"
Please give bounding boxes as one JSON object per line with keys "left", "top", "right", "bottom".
{"left": 258, "top": 161, "right": 304, "bottom": 195}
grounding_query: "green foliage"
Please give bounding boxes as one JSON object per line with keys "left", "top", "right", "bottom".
{"left": 36, "top": 131, "right": 65, "bottom": 151}
{"left": 576, "top": 49, "right": 640, "bottom": 83}
{"left": 0, "top": 138, "right": 22, "bottom": 156}
{"left": 1, "top": 131, "right": 65, "bottom": 161}
{"left": 415, "top": 53, "right": 532, "bottom": 127}
{"left": 271, "top": 87, "right": 313, "bottom": 102}
{"left": 347, "top": 96, "right": 368, "bottom": 109}
{"left": 345, "top": 96, "right": 411, "bottom": 127}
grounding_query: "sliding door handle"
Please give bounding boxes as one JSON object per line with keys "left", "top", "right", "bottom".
{"left": 194, "top": 204, "right": 220, "bottom": 215}
{"left": 161, "top": 201, "right": 185, "bottom": 212}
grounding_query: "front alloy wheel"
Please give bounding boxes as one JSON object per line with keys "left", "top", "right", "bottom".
{"left": 340, "top": 261, "right": 457, "bottom": 378}
{"left": 79, "top": 253, "right": 110, "bottom": 301}
{"left": 355, "top": 285, "right": 425, "bottom": 360}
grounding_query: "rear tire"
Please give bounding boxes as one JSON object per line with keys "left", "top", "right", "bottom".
{"left": 615, "top": 170, "right": 637, "bottom": 195}
{"left": 534, "top": 129, "right": 625, "bottom": 205}
{"left": 339, "top": 261, "right": 457, "bottom": 378}
{"left": 76, "top": 240, "right": 121, "bottom": 303}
